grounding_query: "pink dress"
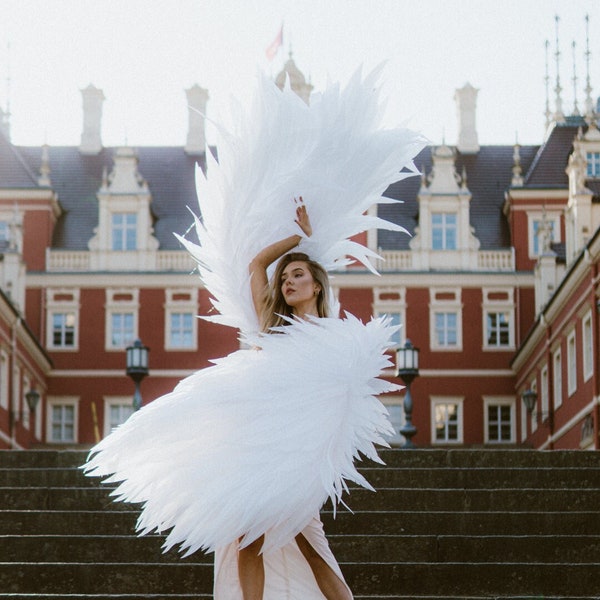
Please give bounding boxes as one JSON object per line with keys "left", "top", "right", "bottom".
{"left": 214, "top": 516, "right": 352, "bottom": 599}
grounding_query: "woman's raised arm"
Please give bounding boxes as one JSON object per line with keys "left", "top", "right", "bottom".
{"left": 249, "top": 200, "right": 312, "bottom": 317}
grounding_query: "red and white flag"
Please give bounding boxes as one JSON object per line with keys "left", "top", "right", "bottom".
{"left": 265, "top": 23, "right": 283, "bottom": 61}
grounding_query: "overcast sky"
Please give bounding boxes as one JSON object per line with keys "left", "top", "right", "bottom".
{"left": 0, "top": 0, "right": 598, "bottom": 148}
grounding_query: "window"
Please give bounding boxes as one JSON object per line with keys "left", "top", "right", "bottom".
{"left": 377, "top": 311, "right": 403, "bottom": 347}
{"left": 540, "top": 364, "right": 549, "bottom": 417}
{"left": 105, "top": 289, "right": 139, "bottom": 351}
{"left": 484, "top": 398, "right": 515, "bottom": 444}
{"left": 553, "top": 348, "right": 563, "bottom": 409}
{"left": 567, "top": 330, "right": 577, "bottom": 396}
{"left": 0, "top": 350, "right": 8, "bottom": 410}
{"left": 111, "top": 313, "right": 135, "bottom": 348}
{"left": 582, "top": 311, "right": 593, "bottom": 382}
{"left": 430, "top": 288, "right": 462, "bottom": 351}
{"left": 435, "top": 312, "right": 458, "bottom": 347}
{"left": 530, "top": 379, "right": 538, "bottom": 433}
{"left": 587, "top": 152, "right": 600, "bottom": 177}
{"left": 52, "top": 313, "right": 76, "bottom": 348}
{"left": 373, "top": 287, "right": 406, "bottom": 350}
{"left": 165, "top": 289, "right": 199, "bottom": 351}
{"left": 432, "top": 213, "right": 457, "bottom": 250}
{"left": 0, "top": 221, "right": 9, "bottom": 248}
{"left": 431, "top": 398, "right": 463, "bottom": 444}
{"left": 46, "top": 289, "right": 80, "bottom": 351}
{"left": 47, "top": 399, "right": 78, "bottom": 443}
{"left": 486, "top": 312, "right": 510, "bottom": 347}
{"left": 170, "top": 313, "right": 194, "bottom": 348}
{"left": 382, "top": 397, "right": 404, "bottom": 446}
{"left": 111, "top": 213, "right": 137, "bottom": 250}
{"left": 104, "top": 397, "right": 135, "bottom": 436}
{"left": 528, "top": 213, "right": 561, "bottom": 258}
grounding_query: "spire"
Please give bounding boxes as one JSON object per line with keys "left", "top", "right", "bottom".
{"left": 512, "top": 137, "right": 524, "bottom": 187}
{"left": 38, "top": 144, "right": 51, "bottom": 187}
{"left": 544, "top": 40, "right": 552, "bottom": 128}
{"left": 583, "top": 14, "right": 595, "bottom": 122}
{"left": 571, "top": 41, "right": 580, "bottom": 116}
{"left": 553, "top": 15, "right": 565, "bottom": 123}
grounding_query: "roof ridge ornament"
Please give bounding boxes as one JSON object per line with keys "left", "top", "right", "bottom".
{"left": 553, "top": 15, "right": 565, "bottom": 123}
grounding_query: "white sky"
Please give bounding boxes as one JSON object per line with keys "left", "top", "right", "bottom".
{"left": 0, "top": 0, "right": 598, "bottom": 148}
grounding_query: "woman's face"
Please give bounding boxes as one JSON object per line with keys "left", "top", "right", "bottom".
{"left": 280, "top": 261, "right": 320, "bottom": 314}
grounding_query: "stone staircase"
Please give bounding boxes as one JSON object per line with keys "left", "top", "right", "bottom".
{"left": 0, "top": 448, "right": 599, "bottom": 599}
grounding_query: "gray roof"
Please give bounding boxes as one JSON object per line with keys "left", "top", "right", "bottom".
{"left": 378, "top": 144, "right": 539, "bottom": 250}
{"left": 0, "top": 118, "right": 593, "bottom": 255}
{"left": 15, "top": 144, "right": 204, "bottom": 250}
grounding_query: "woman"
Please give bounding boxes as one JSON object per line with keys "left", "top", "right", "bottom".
{"left": 214, "top": 200, "right": 352, "bottom": 599}
{"left": 84, "top": 70, "right": 423, "bottom": 600}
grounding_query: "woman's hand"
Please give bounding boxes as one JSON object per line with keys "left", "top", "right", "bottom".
{"left": 294, "top": 197, "right": 312, "bottom": 237}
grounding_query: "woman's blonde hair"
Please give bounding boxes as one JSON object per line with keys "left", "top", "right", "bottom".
{"left": 260, "top": 252, "right": 331, "bottom": 332}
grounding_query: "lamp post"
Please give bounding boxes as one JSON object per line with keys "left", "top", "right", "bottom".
{"left": 521, "top": 388, "right": 554, "bottom": 429}
{"left": 396, "top": 339, "right": 420, "bottom": 449}
{"left": 10, "top": 388, "right": 41, "bottom": 447}
{"left": 126, "top": 339, "right": 149, "bottom": 411}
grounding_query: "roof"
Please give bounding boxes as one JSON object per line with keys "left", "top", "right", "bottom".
{"left": 378, "top": 143, "right": 539, "bottom": 250}
{"left": 0, "top": 130, "right": 41, "bottom": 189}
{"left": 15, "top": 145, "right": 204, "bottom": 250}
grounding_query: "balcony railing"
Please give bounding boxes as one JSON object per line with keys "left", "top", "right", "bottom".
{"left": 46, "top": 249, "right": 196, "bottom": 272}
{"left": 377, "top": 249, "right": 515, "bottom": 272}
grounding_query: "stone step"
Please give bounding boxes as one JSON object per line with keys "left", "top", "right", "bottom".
{"left": 3, "top": 465, "right": 600, "bottom": 489}
{"left": 1, "top": 533, "right": 597, "bottom": 564}
{"left": 2, "top": 597, "right": 595, "bottom": 600}
{"left": 1, "top": 562, "right": 599, "bottom": 595}
{"left": 2, "top": 448, "right": 600, "bottom": 469}
{"left": 3, "top": 485, "right": 599, "bottom": 512}
{"left": 2, "top": 597, "right": 598, "bottom": 600}
{"left": 3, "top": 508, "right": 599, "bottom": 537}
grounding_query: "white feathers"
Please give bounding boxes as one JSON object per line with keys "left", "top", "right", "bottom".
{"left": 83, "top": 314, "right": 400, "bottom": 556}
{"left": 83, "top": 69, "right": 424, "bottom": 558}
{"left": 178, "top": 69, "right": 425, "bottom": 338}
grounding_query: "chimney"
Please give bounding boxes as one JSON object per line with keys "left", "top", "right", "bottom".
{"left": 79, "top": 84, "right": 105, "bottom": 155}
{"left": 185, "top": 84, "right": 209, "bottom": 155}
{"left": 454, "top": 83, "right": 480, "bottom": 154}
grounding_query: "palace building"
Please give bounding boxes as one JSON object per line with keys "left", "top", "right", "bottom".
{"left": 0, "top": 50, "right": 599, "bottom": 451}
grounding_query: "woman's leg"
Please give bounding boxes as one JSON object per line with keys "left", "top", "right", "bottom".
{"left": 237, "top": 535, "right": 265, "bottom": 600}
{"left": 295, "top": 532, "right": 352, "bottom": 600}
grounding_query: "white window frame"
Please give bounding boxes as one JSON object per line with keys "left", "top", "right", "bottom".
{"left": 530, "top": 379, "right": 538, "bottom": 433}
{"left": 46, "top": 289, "right": 80, "bottom": 351}
{"left": 431, "top": 212, "right": 458, "bottom": 250}
{"left": 587, "top": 151, "right": 600, "bottom": 177}
{"left": 381, "top": 395, "right": 404, "bottom": 446}
{"left": 527, "top": 212, "right": 561, "bottom": 258}
{"left": 111, "top": 212, "right": 138, "bottom": 251}
{"left": 567, "top": 329, "right": 577, "bottom": 396}
{"left": 0, "top": 349, "right": 8, "bottom": 410}
{"left": 164, "top": 289, "right": 199, "bottom": 351}
{"left": 431, "top": 396, "right": 464, "bottom": 445}
{"left": 373, "top": 286, "right": 406, "bottom": 350}
{"left": 429, "top": 288, "right": 462, "bottom": 352}
{"left": 540, "top": 363, "right": 549, "bottom": 417}
{"left": 483, "top": 396, "right": 516, "bottom": 444}
{"left": 105, "top": 289, "right": 139, "bottom": 351}
{"left": 46, "top": 396, "right": 79, "bottom": 444}
{"left": 582, "top": 310, "right": 593, "bottom": 382}
{"left": 481, "top": 289, "right": 515, "bottom": 351}
{"left": 553, "top": 347, "right": 563, "bottom": 409}
{"left": 103, "top": 396, "right": 135, "bottom": 437}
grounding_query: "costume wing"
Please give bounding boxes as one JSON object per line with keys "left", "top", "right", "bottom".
{"left": 83, "top": 314, "right": 399, "bottom": 556}
{"left": 177, "top": 68, "right": 426, "bottom": 338}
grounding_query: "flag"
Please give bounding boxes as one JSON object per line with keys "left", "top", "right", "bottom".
{"left": 265, "top": 23, "right": 283, "bottom": 61}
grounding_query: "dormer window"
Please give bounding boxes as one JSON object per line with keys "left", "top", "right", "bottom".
{"left": 586, "top": 152, "right": 600, "bottom": 177}
{"left": 112, "top": 213, "right": 137, "bottom": 250}
{"left": 432, "top": 213, "right": 457, "bottom": 250}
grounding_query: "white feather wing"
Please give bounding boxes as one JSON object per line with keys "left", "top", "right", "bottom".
{"left": 177, "top": 69, "right": 425, "bottom": 337}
